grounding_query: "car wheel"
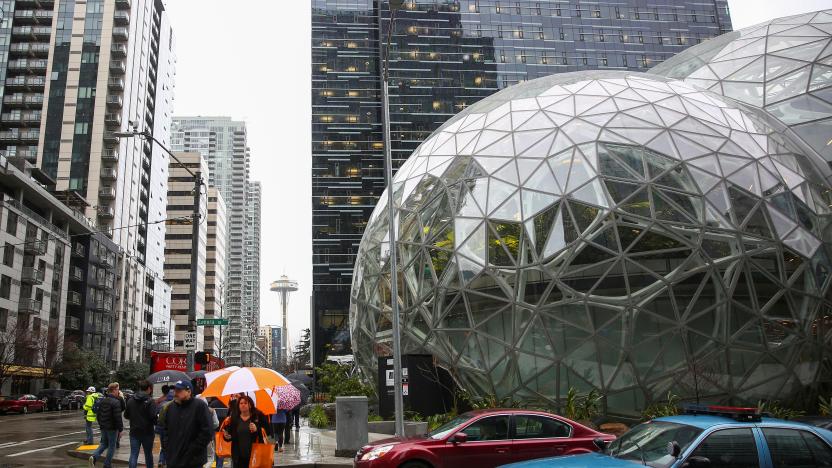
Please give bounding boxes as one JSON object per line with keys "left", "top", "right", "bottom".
{"left": 400, "top": 462, "right": 432, "bottom": 468}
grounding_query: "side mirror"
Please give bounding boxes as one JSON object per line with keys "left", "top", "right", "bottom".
{"left": 667, "top": 441, "right": 682, "bottom": 458}
{"left": 593, "top": 438, "right": 608, "bottom": 450}
{"left": 682, "top": 456, "right": 711, "bottom": 467}
{"left": 449, "top": 432, "right": 468, "bottom": 444}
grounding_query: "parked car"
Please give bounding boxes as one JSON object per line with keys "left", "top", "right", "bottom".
{"left": 500, "top": 405, "right": 832, "bottom": 468}
{"left": 0, "top": 394, "right": 46, "bottom": 414}
{"left": 122, "top": 389, "right": 135, "bottom": 400}
{"left": 36, "top": 389, "right": 71, "bottom": 411}
{"left": 61, "top": 390, "right": 87, "bottom": 410}
{"left": 354, "top": 409, "right": 615, "bottom": 468}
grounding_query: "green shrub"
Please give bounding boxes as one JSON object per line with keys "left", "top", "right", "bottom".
{"left": 368, "top": 414, "right": 384, "bottom": 422}
{"left": 309, "top": 404, "right": 329, "bottom": 428}
{"left": 642, "top": 392, "right": 680, "bottom": 420}
{"left": 316, "top": 362, "right": 374, "bottom": 401}
{"left": 563, "top": 387, "right": 602, "bottom": 421}
{"left": 404, "top": 410, "right": 424, "bottom": 422}
{"left": 758, "top": 400, "right": 805, "bottom": 420}
{"left": 427, "top": 411, "right": 457, "bottom": 431}
{"left": 820, "top": 395, "right": 831, "bottom": 416}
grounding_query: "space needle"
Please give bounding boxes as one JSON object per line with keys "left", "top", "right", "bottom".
{"left": 270, "top": 275, "right": 298, "bottom": 363}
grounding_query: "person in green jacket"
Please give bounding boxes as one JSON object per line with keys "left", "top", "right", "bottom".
{"left": 83, "top": 386, "right": 101, "bottom": 445}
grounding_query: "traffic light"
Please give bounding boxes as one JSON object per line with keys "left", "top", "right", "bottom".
{"left": 195, "top": 351, "right": 207, "bottom": 365}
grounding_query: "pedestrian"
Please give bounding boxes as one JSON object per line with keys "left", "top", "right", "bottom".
{"left": 155, "top": 385, "right": 174, "bottom": 467}
{"left": 283, "top": 406, "right": 294, "bottom": 445}
{"left": 115, "top": 385, "right": 126, "bottom": 449}
{"left": 124, "top": 380, "right": 157, "bottom": 468}
{"left": 208, "top": 397, "right": 228, "bottom": 468}
{"left": 270, "top": 408, "right": 288, "bottom": 452}
{"left": 222, "top": 395, "right": 268, "bottom": 467}
{"left": 82, "top": 386, "right": 100, "bottom": 445}
{"left": 291, "top": 403, "right": 301, "bottom": 429}
{"left": 88, "top": 382, "right": 124, "bottom": 468}
{"left": 160, "top": 380, "right": 213, "bottom": 468}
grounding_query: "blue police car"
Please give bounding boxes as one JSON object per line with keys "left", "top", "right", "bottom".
{"left": 501, "top": 405, "right": 832, "bottom": 467}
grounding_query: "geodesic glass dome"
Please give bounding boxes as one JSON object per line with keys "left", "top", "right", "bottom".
{"left": 350, "top": 68, "right": 832, "bottom": 416}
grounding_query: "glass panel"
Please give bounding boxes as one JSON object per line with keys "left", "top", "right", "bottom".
{"left": 688, "top": 428, "right": 759, "bottom": 467}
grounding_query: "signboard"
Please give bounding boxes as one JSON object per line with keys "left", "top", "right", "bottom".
{"left": 151, "top": 351, "right": 226, "bottom": 373}
{"left": 184, "top": 332, "right": 197, "bottom": 350}
{"left": 197, "top": 318, "right": 229, "bottom": 326}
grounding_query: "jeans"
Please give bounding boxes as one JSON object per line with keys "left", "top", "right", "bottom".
{"left": 272, "top": 422, "right": 286, "bottom": 447}
{"left": 292, "top": 408, "right": 300, "bottom": 428}
{"left": 128, "top": 433, "right": 154, "bottom": 468}
{"left": 215, "top": 456, "right": 224, "bottom": 468}
{"left": 92, "top": 429, "right": 118, "bottom": 468}
{"left": 85, "top": 420, "right": 94, "bottom": 444}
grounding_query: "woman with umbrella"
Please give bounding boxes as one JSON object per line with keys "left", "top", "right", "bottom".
{"left": 221, "top": 394, "right": 269, "bottom": 467}
{"left": 270, "top": 407, "right": 289, "bottom": 452}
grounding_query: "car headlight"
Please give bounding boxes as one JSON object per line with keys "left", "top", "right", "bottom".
{"left": 360, "top": 444, "right": 396, "bottom": 461}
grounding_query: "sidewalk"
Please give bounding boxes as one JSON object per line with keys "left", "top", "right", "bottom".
{"left": 68, "top": 421, "right": 389, "bottom": 467}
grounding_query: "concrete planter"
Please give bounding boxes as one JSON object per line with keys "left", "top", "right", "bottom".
{"left": 368, "top": 421, "right": 429, "bottom": 437}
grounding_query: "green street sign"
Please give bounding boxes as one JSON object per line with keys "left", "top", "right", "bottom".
{"left": 197, "top": 318, "right": 229, "bottom": 326}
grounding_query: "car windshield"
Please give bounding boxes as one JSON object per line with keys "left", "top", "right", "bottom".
{"left": 429, "top": 414, "right": 476, "bottom": 439}
{"left": 606, "top": 421, "right": 703, "bottom": 467}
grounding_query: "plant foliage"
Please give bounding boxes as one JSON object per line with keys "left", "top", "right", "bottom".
{"left": 642, "top": 392, "right": 681, "bottom": 420}
{"left": 315, "top": 362, "right": 373, "bottom": 401}
{"left": 309, "top": 404, "right": 329, "bottom": 428}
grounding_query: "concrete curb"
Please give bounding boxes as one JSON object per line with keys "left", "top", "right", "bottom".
{"left": 66, "top": 448, "right": 353, "bottom": 468}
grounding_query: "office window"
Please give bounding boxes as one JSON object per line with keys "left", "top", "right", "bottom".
{"left": 0, "top": 308, "right": 6, "bottom": 330}
{"left": 6, "top": 212, "right": 17, "bottom": 236}
{"left": 2, "top": 243, "right": 12, "bottom": 267}
{"left": 0, "top": 275, "right": 10, "bottom": 299}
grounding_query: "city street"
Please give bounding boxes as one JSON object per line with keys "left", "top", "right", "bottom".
{"left": 0, "top": 411, "right": 93, "bottom": 467}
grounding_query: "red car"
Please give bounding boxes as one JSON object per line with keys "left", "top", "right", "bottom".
{"left": 354, "top": 409, "right": 616, "bottom": 468}
{"left": 0, "top": 394, "right": 46, "bottom": 414}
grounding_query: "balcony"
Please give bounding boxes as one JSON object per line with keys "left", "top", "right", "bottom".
{"left": 113, "top": 10, "right": 130, "bottom": 25}
{"left": 94, "top": 297, "right": 113, "bottom": 312}
{"left": 8, "top": 59, "right": 47, "bottom": 71}
{"left": 19, "top": 299, "right": 42, "bottom": 315}
{"left": 12, "top": 26, "right": 51, "bottom": 38}
{"left": 139, "top": 186, "right": 148, "bottom": 201}
{"left": 99, "top": 254, "right": 114, "bottom": 268}
{"left": 100, "top": 167, "right": 117, "bottom": 180}
{"left": 1, "top": 111, "right": 42, "bottom": 124}
{"left": 23, "top": 238, "right": 47, "bottom": 255}
{"left": 142, "top": 156, "right": 151, "bottom": 170}
{"left": 67, "top": 291, "right": 82, "bottom": 306}
{"left": 116, "top": 0, "right": 131, "bottom": 9}
{"left": 21, "top": 266, "right": 44, "bottom": 284}
{"left": 109, "top": 60, "right": 126, "bottom": 74}
{"left": 99, "top": 186, "right": 116, "bottom": 199}
{"left": 72, "top": 243, "right": 85, "bottom": 257}
{"left": 103, "top": 133, "right": 120, "bottom": 144}
{"left": 106, "top": 94, "right": 123, "bottom": 108}
{"left": 107, "top": 78, "right": 124, "bottom": 93}
{"left": 69, "top": 266, "right": 84, "bottom": 281}
{"left": 102, "top": 148, "right": 119, "bottom": 162}
{"left": 140, "top": 171, "right": 149, "bottom": 186}
{"left": 112, "top": 27, "right": 129, "bottom": 41}
{"left": 97, "top": 206, "right": 114, "bottom": 219}
{"left": 104, "top": 112, "right": 122, "bottom": 127}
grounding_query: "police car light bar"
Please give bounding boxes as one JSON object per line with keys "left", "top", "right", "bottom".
{"left": 682, "top": 404, "right": 762, "bottom": 422}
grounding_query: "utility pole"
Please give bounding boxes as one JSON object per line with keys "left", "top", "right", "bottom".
{"left": 382, "top": 0, "right": 405, "bottom": 438}
{"left": 115, "top": 128, "right": 204, "bottom": 372}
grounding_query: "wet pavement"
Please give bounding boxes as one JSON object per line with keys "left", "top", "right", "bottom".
{"left": 0, "top": 409, "right": 95, "bottom": 467}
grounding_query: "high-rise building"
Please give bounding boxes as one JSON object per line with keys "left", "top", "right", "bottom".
{"left": 205, "top": 187, "right": 227, "bottom": 355}
{"left": 244, "top": 181, "right": 261, "bottom": 339}
{"left": 171, "top": 117, "right": 261, "bottom": 366}
{"left": 257, "top": 325, "right": 282, "bottom": 370}
{"left": 163, "top": 152, "right": 207, "bottom": 352}
{"left": 0, "top": 0, "right": 177, "bottom": 364}
{"left": 311, "top": 0, "right": 733, "bottom": 365}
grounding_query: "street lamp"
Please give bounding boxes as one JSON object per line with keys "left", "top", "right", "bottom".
{"left": 114, "top": 127, "right": 204, "bottom": 372}
{"left": 382, "top": 0, "right": 405, "bottom": 438}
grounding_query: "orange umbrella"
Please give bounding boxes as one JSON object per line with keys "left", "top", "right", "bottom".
{"left": 202, "top": 367, "right": 291, "bottom": 398}
{"left": 216, "top": 389, "right": 278, "bottom": 415}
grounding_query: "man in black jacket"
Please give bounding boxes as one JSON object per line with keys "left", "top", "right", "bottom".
{"left": 161, "top": 380, "right": 212, "bottom": 468}
{"left": 124, "top": 380, "right": 157, "bottom": 468}
{"left": 89, "top": 383, "right": 124, "bottom": 468}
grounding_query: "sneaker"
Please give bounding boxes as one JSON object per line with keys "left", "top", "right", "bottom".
{"left": 87, "top": 455, "right": 95, "bottom": 467}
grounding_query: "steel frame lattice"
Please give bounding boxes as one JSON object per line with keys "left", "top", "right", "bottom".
{"left": 350, "top": 10, "right": 832, "bottom": 416}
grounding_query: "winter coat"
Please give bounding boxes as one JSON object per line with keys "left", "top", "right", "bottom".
{"left": 124, "top": 391, "right": 158, "bottom": 437}
{"left": 161, "top": 397, "right": 213, "bottom": 468}
{"left": 96, "top": 394, "right": 124, "bottom": 432}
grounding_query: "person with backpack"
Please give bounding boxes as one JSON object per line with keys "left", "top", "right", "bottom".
{"left": 88, "top": 382, "right": 124, "bottom": 468}
{"left": 124, "top": 380, "right": 158, "bottom": 468}
{"left": 82, "top": 386, "right": 100, "bottom": 445}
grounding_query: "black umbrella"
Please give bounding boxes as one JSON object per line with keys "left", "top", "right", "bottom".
{"left": 286, "top": 372, "right": 312, "bottom": 385}
{"left": 188, "top": 370, "right": 207, "bottom": 379}
{"left": 290, "top": 380, "right": 310, "bottom": 404}
{"left": 148, "top": 370, "right": 190, "bottom": 385}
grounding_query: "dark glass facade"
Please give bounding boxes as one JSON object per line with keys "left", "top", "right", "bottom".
{"left": 312, "top": 0, "right": 733, "bottom": 365}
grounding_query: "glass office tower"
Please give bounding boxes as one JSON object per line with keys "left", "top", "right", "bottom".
{"left": 312, "top": 0, "right": 732, "bottom": 365}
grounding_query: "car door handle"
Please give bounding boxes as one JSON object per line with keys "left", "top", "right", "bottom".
{"left": 496, "top": 447, "right": 509, "bottom": 454}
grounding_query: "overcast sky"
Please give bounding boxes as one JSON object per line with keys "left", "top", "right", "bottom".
{"left": 164, "top": 0, "right": 831, "bottom": 350}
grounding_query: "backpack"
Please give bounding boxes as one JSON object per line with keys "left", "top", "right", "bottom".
{"left": 91, "top": 394, "right": 103, "bottom": 416}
